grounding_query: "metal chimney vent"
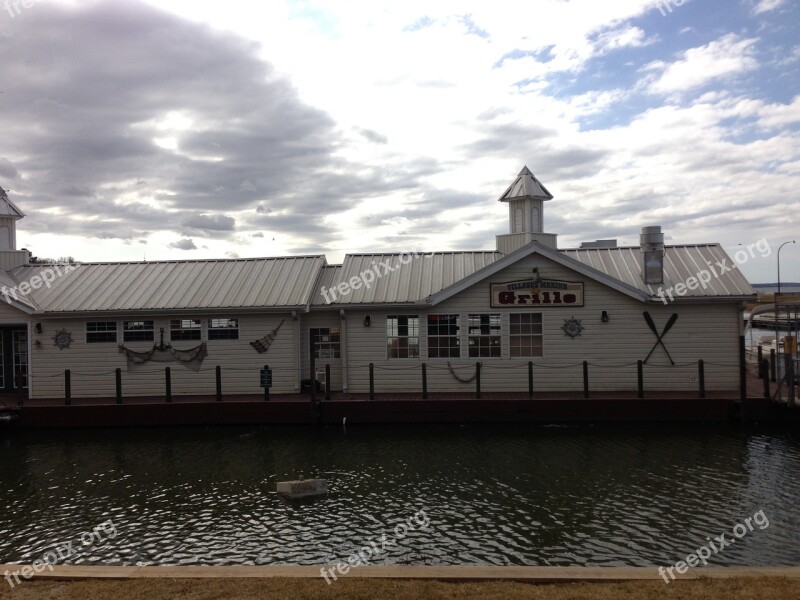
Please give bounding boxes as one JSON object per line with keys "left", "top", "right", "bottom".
{"left": 640, "top": 226, "right": 664, "bottom": 285}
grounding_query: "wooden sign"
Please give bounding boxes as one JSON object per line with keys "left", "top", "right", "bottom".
{"left": 490, "top": 279, "right": 584, "bottom": 308}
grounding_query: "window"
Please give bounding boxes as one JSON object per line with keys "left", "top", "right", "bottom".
{"left": 123, "top": 320, "right": 154, "bottom": 342}
{"left": 87, "top": 321, "right": 117, "bottom": 343}
{"left": 387, "top": 315, "right": 419, "bottom": 359}
{"left": 468, "top": 314, "right": 501, "bottom": 358}
{"left": 311, "top": 327, "right": 341, "bottom": 359}
{"left": 510, "top": 313, "right": 543, "bottom": 358}
{"left": 427, "top": 314, "right": 460, "bottom": 358}
{"left": 171, "top": 318, "right": 202, "bottom": 341}
{"left": 208, "top": 318, "right": 239, "bottom": 340}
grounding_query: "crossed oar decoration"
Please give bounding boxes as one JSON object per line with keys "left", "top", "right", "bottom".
{"left": 643, "top": 311, "right": 678, "bottom": 365}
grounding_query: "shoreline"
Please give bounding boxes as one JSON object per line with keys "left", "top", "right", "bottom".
{"left": 4, "top": 564, "right": 800, "bottom": 582}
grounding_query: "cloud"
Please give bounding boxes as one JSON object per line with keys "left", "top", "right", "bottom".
{"left": 644, "top": 34, "right": 759, "bottom": 95}
{"left": 754, "top": 0, "right": 785, "bottom": 14}
{"left": 182, "top": 214, "right": 236, "bottom": 232}
{"left": 0, "top": 157, "right": 19, "bottom": 179}
{"left": 169, "top": 238, "right": 197, "bottom": 250}
{"left": 356, "top": 128, "right": 388, "bottom": 144}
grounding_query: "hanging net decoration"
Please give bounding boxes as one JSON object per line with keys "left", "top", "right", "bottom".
{"left": 250, "top": 319, "right": 285, "bottom": 353}
{"left": 118, "top": 328, "right": 208, "bottom": 365}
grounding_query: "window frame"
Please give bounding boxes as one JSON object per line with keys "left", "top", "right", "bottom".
{"left": 426, "top": 314, "right": 460, "bottom": 359}
{"left": 386, "top": 315, "right": 420, "bottom": 359}
{"left": 311, "top": 327, "right": 341, "bottom": 359}
{"left": 86, "top": 321, "right": 118, "bottom": 344}
{"left": 123, "top": 320, "right": 155, "bottom": 343}
{"left": 208, "top": 317, "right": 239, "bottom": 341}
{"left": 509, "top": 313, "right": 544, "bottom": 358}
{"left": 170, "top": 318, "right": 202, "bottom": 342}
{"left": 467, "top": 313, "right": 502, "bottom": 358}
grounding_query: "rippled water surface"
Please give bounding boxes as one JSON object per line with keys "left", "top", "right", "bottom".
{"left": 1, "top": 423, "right": 799, "bottom": 566}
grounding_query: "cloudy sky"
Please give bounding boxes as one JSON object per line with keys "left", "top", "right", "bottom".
{"left": 0, "top": 0, "right": 798, "bottom": 282}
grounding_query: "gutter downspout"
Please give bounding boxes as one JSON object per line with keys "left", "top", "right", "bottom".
{"left": 293, "top": 310, "right": 301, "bottom": 392}
{"left": 340, "top": 309, "right": 348, "bottom": 392}
{"left": 27, "top": 320, "right": 32, "bottom": 400}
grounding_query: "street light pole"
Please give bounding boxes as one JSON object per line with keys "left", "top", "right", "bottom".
{"left": 777, "top": 240, "right": 796, "bottom": 295}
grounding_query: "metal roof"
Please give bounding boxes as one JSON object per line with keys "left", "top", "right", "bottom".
{"left": 0, "top": 269, "right": 38, "bottom": 312}
{"left": 312, "top": 265, "right": 343, "bottom": 306}
{"left": 8, "top": 256, "right": 326, "bottom": 314}
{"left": 498, "top": 166, "right": 553, "bottom": 202}
{"left": 316, "top": 252, "right": 502, "bottom": 305}
{"left": 427, "top": 242, "right": 650, "bottom": 306}
{"left": 0, "top": 187, "right": 25, "bottom": 219}
{"left": 562, "top": 245, "right": 756, "bottom": 299}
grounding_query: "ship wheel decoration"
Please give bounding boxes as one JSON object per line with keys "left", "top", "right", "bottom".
{"left": 53, "top": 328, "right": 73, "bottom": 350}
{"left": 561, "top": 317, "right": 583, "bottom": 339}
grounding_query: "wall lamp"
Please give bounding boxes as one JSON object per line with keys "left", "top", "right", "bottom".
{"left": 363, "top": 315, "right": 371, "bottom": 327}
{"left": 601, "top": 311, "right": 609, "bottom": 323}
{"left": 35, "top": 322, "right": 42, "bottom": 334}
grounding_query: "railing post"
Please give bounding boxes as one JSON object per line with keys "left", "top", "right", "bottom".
{"left": 65, "top": 369, "right": 71, "bottom": 406}
{"left": 697, "top": 360, "right": 705, "bottom": 398}
{"left": 637, "top": 360, "right": 644, "bottom": 399}
{"left": 528, "top": 361, "right": 534, "bottom": 399}
{"left": 583, "top": 361, "right": 589, "bottom": 399}
{"left": 369, "top": 363, "right": 374, "bottom": 400}
{"left": 475, "top": 362, "right": 481, "bottom": 399}
{"left": 770, "top": 348, "right": 777, "bottom": 382}
{"left": 761, "top": 359, "right": 770, "bottom": 401}
{"left": 215, "top": 365, "right": 222, "bottom": 401}
{"left": 739, "top": 336, "right": 747, "bottom": 416}
{"left": 115, "top": 368, "right": 122, "bottom": 404}
{"left": 325, "top": 363, "right": 331, "bottom": 401}
{"left": 165, "top": 367, "right": 172, "bottom": 403}
{"left": 422, "top": 362, "right": 428, "bottom": 400}
{"left": 757, "top": 345, "right": 763, "bottom": 378}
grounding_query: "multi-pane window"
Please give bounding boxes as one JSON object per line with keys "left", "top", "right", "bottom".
{"left": 510, "top": 313, "right": 543, "bottom": 358}
{"left": 468, "top": 314, "right": 501, "bottom": 358}
{"left": 123, "top": 320, "right": 155, "bottom": 342}
{"left": 311, "top": 327, "right": 341, "bottom": 358}
{"left": 387, "top": 315, "right": 419, "bottom": 359}
{"left": 427, "top": 314, "right": 460, "bottom": 358}
{"left": 87, "top": 321, "right": 117, "bottom": 343}
{"left": 171, "top": 318, "right": 202, "bottom": 341}
{"left": 208, "top": 318, "right": 239, "bottom": 340}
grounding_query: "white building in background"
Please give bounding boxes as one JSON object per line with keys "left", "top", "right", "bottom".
{"left": 0, "top": 169, "right": 755, "bottom": 400}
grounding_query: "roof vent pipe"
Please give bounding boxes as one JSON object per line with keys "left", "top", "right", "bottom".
{"left": 640, "top": 226, "right": 664, "bottom": 285}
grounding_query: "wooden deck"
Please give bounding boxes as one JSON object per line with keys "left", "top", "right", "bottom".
{"left": 0, "top": 373, "right": 788, "bottom": 428}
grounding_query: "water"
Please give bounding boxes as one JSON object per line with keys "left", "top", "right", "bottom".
{"left": 1, "top": 424, "right": 799, "bottom": 567}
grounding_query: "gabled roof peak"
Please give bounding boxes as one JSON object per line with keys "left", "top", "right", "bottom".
{"left": 498, "top": 166, "right": 553, "bottom": 202}
{"left": 0, "top": 187, "right": 25, "bottom": 219}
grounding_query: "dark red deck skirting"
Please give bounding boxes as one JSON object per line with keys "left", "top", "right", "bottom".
{"left": 4, "top": 393, "right": 779, "bottom": 428}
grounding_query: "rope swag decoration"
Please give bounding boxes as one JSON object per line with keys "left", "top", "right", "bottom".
{"left": 447, "top": 361, "right": 478, "bottom": 384}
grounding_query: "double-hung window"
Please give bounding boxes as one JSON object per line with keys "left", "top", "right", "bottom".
{"left": 123, "top": 320, "right": 154, "bottom": 342}
{"left": 171, "top": 319, "right": 202, "bottom": 341}
{"left": 510, "top": 313, "right": 543, "bottom": 357}
{"left": 87, "top": 321, "right": 117, "bottom": 343}
{"left": 208, "top": 318, "right": 239, "bottom": 340}
{"left": 427, "top": 314, "right": 460, "bottom": 358}
{"left": 387, "top": 315, "right": 419, "bottom": 359}
{"left": 467, "top": 314, "right": 501, "bottom": 358}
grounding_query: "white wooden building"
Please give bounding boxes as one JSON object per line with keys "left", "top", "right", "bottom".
{"left": 0, "top": 169, "right": 756, "bottom": 400}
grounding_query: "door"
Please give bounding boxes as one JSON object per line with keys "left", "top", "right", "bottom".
{"left": 0, "top": 326, "right": 28, "bottom": 393}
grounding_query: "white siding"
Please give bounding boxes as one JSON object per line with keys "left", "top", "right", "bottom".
{"left": 342, "top": 253, "right": 741, "bottom": 393}
{"left": 0, "top": 300, "right": 30, "bottom": 324}
{"left": 31, "top": 313, "right": 297, "bottom": 398}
